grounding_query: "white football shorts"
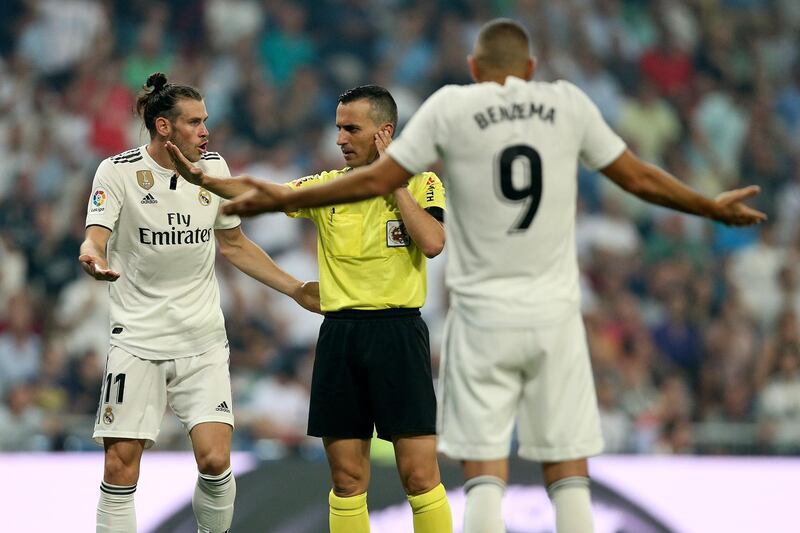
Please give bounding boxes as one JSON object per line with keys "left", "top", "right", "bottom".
{"left": 92, "top": 343, "right": 234, "bottom": 448}
{"left": 437, "top": 309, "right": 603, "bottom": 462}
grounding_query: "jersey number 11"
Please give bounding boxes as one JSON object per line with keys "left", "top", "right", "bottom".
{"left": 103, "top": 373, "right": 127, "bottom": 404}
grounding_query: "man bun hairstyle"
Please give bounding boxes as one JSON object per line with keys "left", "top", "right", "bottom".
{"left": 338, "top": 85, "right": 398, "bottom": 129}
{"left": 146, "top": 72, "right": 168, "bottom": 92}
{"left": 136, "top": 72, "right": 203, "bottom": 136}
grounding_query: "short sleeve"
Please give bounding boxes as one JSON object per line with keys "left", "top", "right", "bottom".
{"left": 85, "top": 159, "right": 124, "bottom": 231}
{"left": 386, "top": 86, "right": 452, "bottom": 175}
{"left": 284, "top": 172, "right": 327, "bottom": 219}
{"left": 564, "top": 82, "right": 626, "bottom": 170}
{"left": 409, "top": 172, "right": 446, "bottom": 210}
{"left": 212, "top": 157, "right": 242, "bottom": 230}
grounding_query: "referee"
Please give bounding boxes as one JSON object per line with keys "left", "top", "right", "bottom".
{"left": 167, "top": 85, "right": 452, "bottom": 532}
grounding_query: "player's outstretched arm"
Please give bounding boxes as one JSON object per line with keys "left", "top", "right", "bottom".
{"left": 79, "top": 226, "right": 120, "bottom": 281}
{"left": 165, "top": 141, "right": 254, "bottom": 199}
{"left": 215, "top": 226, "right": 322, "bottom": 314}
{"left": 223, "top": 156, "right": 412, "bottom": 217}
{"left": 601, "top": 149, "right": 767, "bottom": 226}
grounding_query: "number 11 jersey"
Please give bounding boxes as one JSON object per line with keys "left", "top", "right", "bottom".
{"left": 387, "top": 77, "right": 626, "bottom": 327}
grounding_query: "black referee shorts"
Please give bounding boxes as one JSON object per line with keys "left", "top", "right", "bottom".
{"left": 307, "top": 308, "right": 437, "bottom": 441}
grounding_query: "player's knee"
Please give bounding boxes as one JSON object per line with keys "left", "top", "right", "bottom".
{"left": 399, "top": 464, "right": 439, "bottom": 495}
{"left": 196, "top": 447, "right": 230, "bottom": 475}
{"left": 331, "top": 467, "right": 369, "bottom": 496}
{"left": 103, "top": 450, "right": 140, "bottom": 485}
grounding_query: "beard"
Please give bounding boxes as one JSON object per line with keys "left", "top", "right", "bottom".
{"left": 169, "top": 135, "right": 201, "bottom": 163}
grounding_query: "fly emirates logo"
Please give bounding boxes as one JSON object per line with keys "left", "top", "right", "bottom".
{"left": 139, "top": 212, "right": 212, "bottom": 246}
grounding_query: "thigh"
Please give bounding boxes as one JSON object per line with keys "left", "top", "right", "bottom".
{"left": 308, "top": 319, "right": 373, "bottom": 439}
{"left": 168, "top": 343, "right": 234, "bottom": 432}
{"left": 93, "top": 346, "right": 167, "bottom": 449}
{"left": 364, "top": 316, "right": 437, "bottom": 441}
{"left": 517, "top": 313, "right": 603, "bottom": 462}
{"left": 437, "top": 311, "right": 525, "bottom": 461}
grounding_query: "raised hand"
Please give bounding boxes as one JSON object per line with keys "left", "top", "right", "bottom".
{"left": 79, "top": 254, "right": 121, "bottom": 281}
{"left": 712, "top": 185, "right": 767, "bottom": 226}
{"left": 165, "top": 141, "right": 205, "bottom": 186}
{"left": 221, "top": 177, "right": 289, "bottom": 217}
{"left": 375, "top": 128, "right": 392, "bottom": 157}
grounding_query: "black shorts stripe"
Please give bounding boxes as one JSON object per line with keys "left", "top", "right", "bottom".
{"left": 96, "top": 352, "right": 110, "bottom": 425}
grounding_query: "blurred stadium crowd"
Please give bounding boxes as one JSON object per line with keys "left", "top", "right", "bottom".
{"left": 1, "top": 0, "right": 800, "bottom": 456}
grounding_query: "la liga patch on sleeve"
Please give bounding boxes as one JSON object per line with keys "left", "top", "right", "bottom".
{"left": 90, "top": 189, "right": 107, "bottom": 213}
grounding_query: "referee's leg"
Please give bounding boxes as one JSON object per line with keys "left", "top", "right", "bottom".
{"left": 394, "top": 435, "right": 453, "bottom": 533}
{"left": 324, "top": 437, "right": 371, "bottom": 533}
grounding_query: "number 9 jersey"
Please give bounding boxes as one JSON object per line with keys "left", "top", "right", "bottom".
{"left": 386, "top": 77, "right": 626, "bottom": 327}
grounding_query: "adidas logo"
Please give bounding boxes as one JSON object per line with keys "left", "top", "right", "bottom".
{"left": 141, "top": 193, "right": 158, "bottom": 204}
{"left": 215, "top": 401, "right": 230, "bottom": 413}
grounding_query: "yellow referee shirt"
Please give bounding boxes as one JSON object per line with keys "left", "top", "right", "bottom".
{"left": 286, "top": 167, "right": 446, "bottom": 312}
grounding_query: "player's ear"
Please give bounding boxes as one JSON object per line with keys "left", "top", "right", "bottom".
{"left": 467, "top": 55, "right": 480, "bottom": 83}
{"left": 384, "top": 123, "right": 395, "bottom": 137}
{"left": 154, "top": 116, "right": 171, "bottom": 138}
{"left": 526, "top": 57, "right": 536, "bottom": 81}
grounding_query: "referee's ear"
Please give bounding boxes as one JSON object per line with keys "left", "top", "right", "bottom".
{"left": 383, "top": 123, "right": 395, "bottom": 138}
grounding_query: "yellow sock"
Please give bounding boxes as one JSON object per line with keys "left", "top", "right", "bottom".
{"left": 407, "top": 483, "right": 453, "bottom": 533}
{"left": 329, "top": 490, "right": 370, "bottom": 533}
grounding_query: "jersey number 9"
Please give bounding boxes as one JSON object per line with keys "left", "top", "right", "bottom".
{"left": 495, "top": 145, "right": 543, "bottom": 233}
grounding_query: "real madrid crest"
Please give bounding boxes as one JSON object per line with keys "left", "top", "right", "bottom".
{"left": 103, "top": 406, "right": 114, "bottom": 425}
{"left": 198, "top": 188, "right": 211, "bottom": 206}
{"left": 136, "top": 170, "right": 155, "bottom": 190}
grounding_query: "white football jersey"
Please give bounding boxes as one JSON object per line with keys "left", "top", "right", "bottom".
{"left": 387, "top": 77, "right": 626, "bottom": 326}
{"left": 85, "top": 146, "right": 240, "bottom": 359}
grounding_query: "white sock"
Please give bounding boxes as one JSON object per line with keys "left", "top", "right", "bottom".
{"left": 547, "top": 476, "right": 594, "bottom": 533}
{"left": 193, "top": 467, "right": 236, "bottom": 533}
{"left": 97, "top": 481, "right": 136, "bottom": 532}
{"left": 463, "top": 475, "right": 506, "bottom": 533}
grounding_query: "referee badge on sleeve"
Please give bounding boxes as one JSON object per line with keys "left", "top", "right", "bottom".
{"left": 386, "top": 220, "right": 409, "bottom": 247}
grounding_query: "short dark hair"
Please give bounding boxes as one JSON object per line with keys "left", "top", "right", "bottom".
{"left": 337, "top": 85, "right": 398, "bottom": 128}
{"left": 474, "top": 18, "right": 531, "bottom": 72}
{"left": 136, "top": 72, "right": 203, "bottom": 137}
